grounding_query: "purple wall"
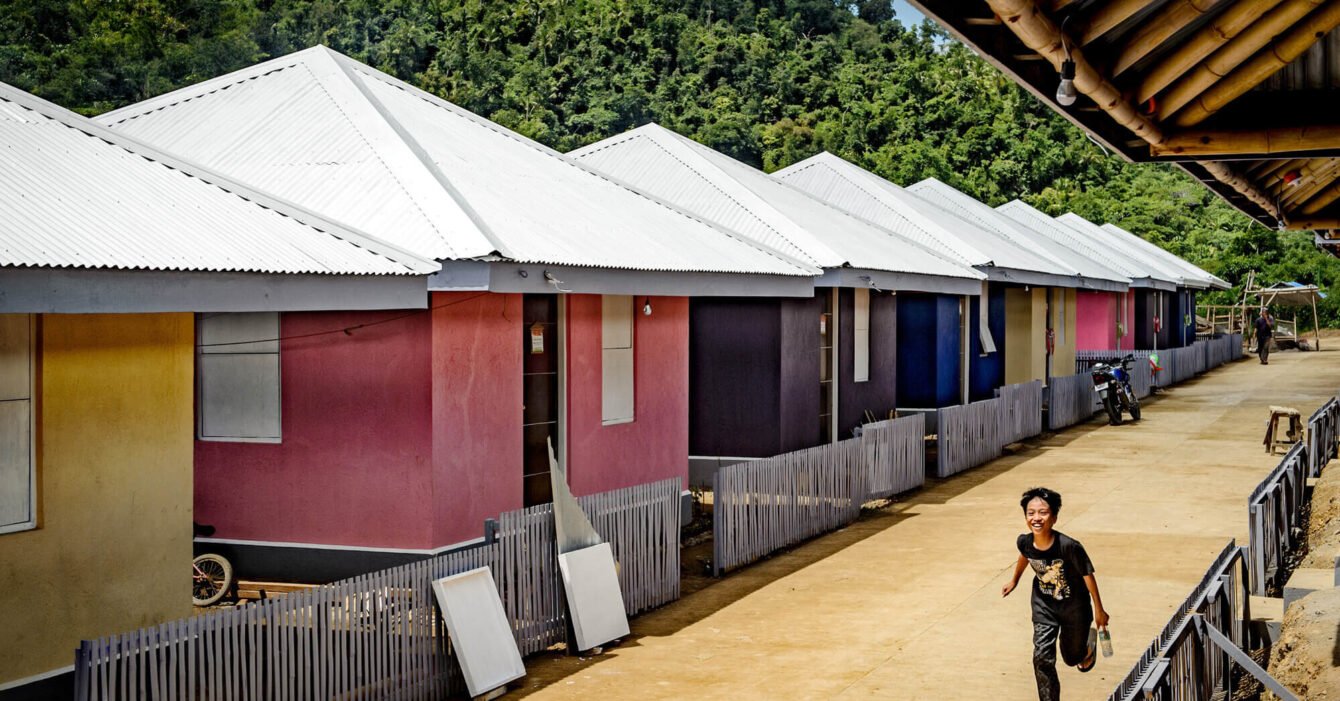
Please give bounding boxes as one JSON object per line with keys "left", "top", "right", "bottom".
{"left": 837, "top": 288, "right": 897, "bottom": 439}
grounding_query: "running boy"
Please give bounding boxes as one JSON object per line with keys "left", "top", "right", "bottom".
{"left": 1002, "top": 487, "right": 1110, "bottom": 701}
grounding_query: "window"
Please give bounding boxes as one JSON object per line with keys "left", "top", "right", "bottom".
{"left": 853, "top": 288, "right": 870, "bottom": 383}
{"left": 198, "top": 313, "right": 281, "bottom": 442}
{"left": 0, "top": 314, "right": 35, "bottom": 534}
{"left": 601, "top": 296, "right": 634, "bottom": 425}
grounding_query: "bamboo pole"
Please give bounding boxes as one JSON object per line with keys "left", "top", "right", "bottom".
{"left": 1170, "top": 0, "right": 1340, "bottom": 126}
{"left": 1150, "top": 125, "right": 1340, "bottom": 157}
{"left": 1284, "top": 217, "right": 1340, "bottom": 229}
{"left": 1135, "top": 0, "right": 1290, "bottom": 100}
{"left": 1267, "top": 157, "right": 1332, "bottom": 195}
{"left": 1312, "top": 293, "right": 1320, "bottom": 350}
{"left": 1077, "top": 0, "right": 1163, "bottom": 44}
{"left": 1281, "top": 162, "right": 1340, "bottom": 208}
{"left": 1113, "top": 0, "right": 1233, "bottom": 77}
{"left": 1157, "top": 0, "right": 1328, "bottom": 119}
{"left": 1201, "top": 161, "right": 1281, "bottom": 216}
{"left": 984, "top": 0, "right": 1166, "bottom": 144}
{"left": 1300, "top": 179, "right": 1340, "bottom": 215}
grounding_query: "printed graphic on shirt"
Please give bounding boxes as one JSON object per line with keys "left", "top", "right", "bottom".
{"left": 1029, "top": 558, "right": 1071, "bottom": 600}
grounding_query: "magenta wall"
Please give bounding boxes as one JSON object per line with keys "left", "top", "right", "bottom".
{"left": 566, "top": 295, "right": 689, "bottom": 497}
{"left": 1076, "top": 291, "right": 1119, "bottom": 350}
{"left": 195, "top": 311, "right": 435, "bottom": 549}
{"left": 430, "top": 292, "right": 524, "bottom": 547}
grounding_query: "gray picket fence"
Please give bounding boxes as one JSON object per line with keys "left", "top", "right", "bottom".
{"left": 1306, "top": 398, "right": 1339, "bottom": 478}
{"left": 1048, "top": 372, "right": 1098, "bottom": 431}
{"left": 1107, "top": 542, "right": 1250, "bottom": 701}
{"left": 997, "top": 380, "right": 1043, "bottom": 445}
{"left": 862, "top": 414, "right": 926, "bottom": 499}
{"left": 74, "top": 478, "right": 682, "bottom": 701}
{"left": 1247, "top": 442, "right": 1309, "bottom": 596}
{"left": 713, "top": 438, "right": 865, "bottom": 574}
{"left": 935, "top": 397, "right": 1005, "bottom": 478}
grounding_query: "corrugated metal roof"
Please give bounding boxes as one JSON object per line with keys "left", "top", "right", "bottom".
{"left": 568, "top": 125, "right": 983, "bottom": 283}
{"left": 996, "top": 200, "right": 1154, "bottom": 285}
{"left": 908, "top": 179, "right": 1129, "bottom": 288}
{"left": 99, "top": 47, "right": 813, "bottom": 278}
{"left": 0, "top": 81, "right": 434, "bottom": 276}
{"left": 1099, "top": 223, "right": 1230, "bottom": 290}
{"left": 773, "top": 153, "right": 1080, "bottom": 281}
{"left": 1056, "top": 214, "right": 1191, "bottom": 287}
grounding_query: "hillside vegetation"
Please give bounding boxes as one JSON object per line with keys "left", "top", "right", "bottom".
{"left": 3, "top": 0, "right": 1336, "bottom": 318}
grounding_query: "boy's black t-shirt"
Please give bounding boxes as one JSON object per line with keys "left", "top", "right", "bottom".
{"left": 1017, "top": 531, "right": 1095, "bottom": 616}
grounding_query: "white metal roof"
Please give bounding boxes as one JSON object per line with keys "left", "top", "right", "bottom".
{"left": 1099, "top": 223, "right": 1230, "bottom": 290}
{"left": 99, "top": 47, "right": 812, "bottom": 278}
{"left": 568, "top": 124, "right": 983, "bottom": 285}
{"left": 1055, "top": 214, "right": 1191, "bottom": 288}
{"left": 0, "top": 81, "right": 435, "bottom": 276}
{"left": 772, "top": 153, "right": 1081, "bottom": 284}
{"left": 995, "top": 200, "right": 1160, "bottom": 288}
{"left": 908, "top": 178, "right": 1128, "bottom": 291}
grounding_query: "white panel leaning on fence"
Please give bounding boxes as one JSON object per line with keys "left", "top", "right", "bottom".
{"left": 431, "top": 567, "right": 527, "bottom": 698}
{"left": 74, "top": 477, "right": 682, "bottom": 701}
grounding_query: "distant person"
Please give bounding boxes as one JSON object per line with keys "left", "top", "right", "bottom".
{"left": 1002, "top": 487, "right": 1110, "bottom": 701}
{"left": 1255, "top": 308, "right": 1274, "bottom": 365}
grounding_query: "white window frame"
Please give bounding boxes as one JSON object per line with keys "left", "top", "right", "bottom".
{"left": 853, "top": 288, "right": 870, "bottom": 383}
{"left": 0, "top": 314, "right": 36, "bottom": 535}
{"left": 601, "top": 296, "right": 635, "bottom": 426}
{"left": 197, "top": 312, "right": 282, "bottom": 443}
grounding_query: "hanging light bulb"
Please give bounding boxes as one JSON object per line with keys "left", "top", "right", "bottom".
{"left": 642, "top": 299, "right": 653, "bottom": 316}
{"left": 1056, "top": 58, "right": 1078, "bottom": 106}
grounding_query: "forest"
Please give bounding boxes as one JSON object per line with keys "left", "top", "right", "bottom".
{"left": 2, "top": 0, "right": 1335, "bottom": 319}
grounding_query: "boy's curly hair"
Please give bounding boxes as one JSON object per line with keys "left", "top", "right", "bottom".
{"left": 1020, "top": 487, "right": 1062, "bottom": 514}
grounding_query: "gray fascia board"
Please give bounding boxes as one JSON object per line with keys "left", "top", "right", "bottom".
{"left": 980, "top": 267, "right": 1089, "bottom": 290}
{"left": 0, "top": 268, "right": 430, "bottom": 313}
{"left": 816, "top": 267, "right": 982, "bottom": 295}
{"left": 429, "top": 261, "right": 816, "bottom": 297}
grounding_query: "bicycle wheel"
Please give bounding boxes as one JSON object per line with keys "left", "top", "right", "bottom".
{"left": 193, "top": 553, "right": 234, "bottom": 607}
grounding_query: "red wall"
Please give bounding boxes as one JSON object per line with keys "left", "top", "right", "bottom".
{"left": 430, "top": 292, "right": 524, "bottom": 547}
{"left": 195, "top": 311, "right": 434, "bottom": 549}
{"left": 565, "top": 295, "right": 689, "bottom": 496}
{"left": 1075, "top": 291, "right": 1119, "bottom": 350}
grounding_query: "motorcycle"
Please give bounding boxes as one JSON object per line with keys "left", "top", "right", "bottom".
{"left": 1090, "top": 355, "right": 1142, "bottom": 426}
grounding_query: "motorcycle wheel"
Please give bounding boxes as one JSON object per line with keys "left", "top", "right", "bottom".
{"left": 1128, "top": 392, "right": 1141, "bottom": 421}
{"left": 1103, "top": 394, "right": 1123, "bottom": 426}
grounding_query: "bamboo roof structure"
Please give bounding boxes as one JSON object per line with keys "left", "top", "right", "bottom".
{"left": 909, "top": 0, "right": 1340, "bottom": 252}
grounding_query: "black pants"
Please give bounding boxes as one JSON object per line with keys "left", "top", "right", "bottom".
{"left": 1258, "top": 336, "right": 1271, "bottom": 363}
{"left": 1032, "top": 602, "right": 1093, "bottom": 701}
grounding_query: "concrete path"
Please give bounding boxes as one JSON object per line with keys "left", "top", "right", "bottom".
{"left": 520, "top": 349, "right": 1340, "bottom": 700}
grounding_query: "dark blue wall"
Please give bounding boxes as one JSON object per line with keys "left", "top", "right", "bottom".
{"left": 897, "top": 293, "right": 962, "bottom": 408}
{"left": 968, "top": 284, "right": 1006, "bottom": 401}
{"left": 838, "top": 288, "right": 898, "bottom": 439}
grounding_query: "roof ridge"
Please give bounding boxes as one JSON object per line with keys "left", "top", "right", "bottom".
{"left": 2, "top": 80, "right": 436, "bottom": 274}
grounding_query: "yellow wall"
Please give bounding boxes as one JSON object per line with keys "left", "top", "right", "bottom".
{"left": 1005, "top": 288, "right": 1048, "bottom": 384}
{"left": 0, "top": 314, "right": 193, "bottom": 685}
{"left": 1051, "top": 288, "right": 1077, "bottom": 380}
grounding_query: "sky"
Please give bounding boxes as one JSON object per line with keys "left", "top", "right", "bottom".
{"left": 890, "top": 0, "right": 928, "bottom": 26}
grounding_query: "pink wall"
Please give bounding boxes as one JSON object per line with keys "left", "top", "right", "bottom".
{"left": 1076, "top": 291, "right": 1138, "bottom": 350}
{"left": 195, "top": 311, "right": 435, "bottom": 549}
{"left": 565, "top": 295, "right": 689, "bottom": 497}
{"left": 430, "top": 292, "right": 524, "bottom": 546}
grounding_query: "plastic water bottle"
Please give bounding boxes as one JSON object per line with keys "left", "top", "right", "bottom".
{"left": 1098, "top": 627, "right": 1113, "bottom": 657}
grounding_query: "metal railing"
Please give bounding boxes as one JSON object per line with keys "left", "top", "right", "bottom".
{"left": 1107, "top": 542, "right": 1251, "bottom": 701}
{"left": 1306, "top": 398, "right": 1339, "bottom": 477}
{"left": 997, "top": 380, "right": 1043, "bottom": 444}
{"left": 713, "top": 438, "right": 865, "bottom": 574}
{"left": 75, "top": 478, "right": 682, "bottom": 700}
{"left": 1248, "top": 441, "right": 1310, "bottom": 596}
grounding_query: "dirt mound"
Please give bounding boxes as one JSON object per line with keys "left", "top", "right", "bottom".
{"left": 1265, "top": 587, "right": 1340, "bottom": 700}
{"left": 1303, "top": 464, "right": 1340, "bottom": 569}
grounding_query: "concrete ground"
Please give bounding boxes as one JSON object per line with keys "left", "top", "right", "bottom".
{"left": 519, "top": 349, "right": 1340, "bottom": 700}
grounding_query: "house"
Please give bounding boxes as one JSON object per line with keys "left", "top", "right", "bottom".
{"left": 773, "top": 153, "right": 1095, "bottom": 403}
{"left": 905, "top": 178, "right": 1131, "bottom": 383}
{"left": 1098, "top": 222, "right": 1231, "bottom": 346}
{"left": 568, "top": 125, "right": 984, "bottom": 479}
{"left": 0, "top": 81, "right": 436, "bottom": 699}
{"left": 97, "top": 47, "right": 816, "bottom": 582}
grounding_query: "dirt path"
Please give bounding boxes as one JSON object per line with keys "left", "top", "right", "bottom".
{"left": 519, "top": 349, "right": 1340, "bottom": 700}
